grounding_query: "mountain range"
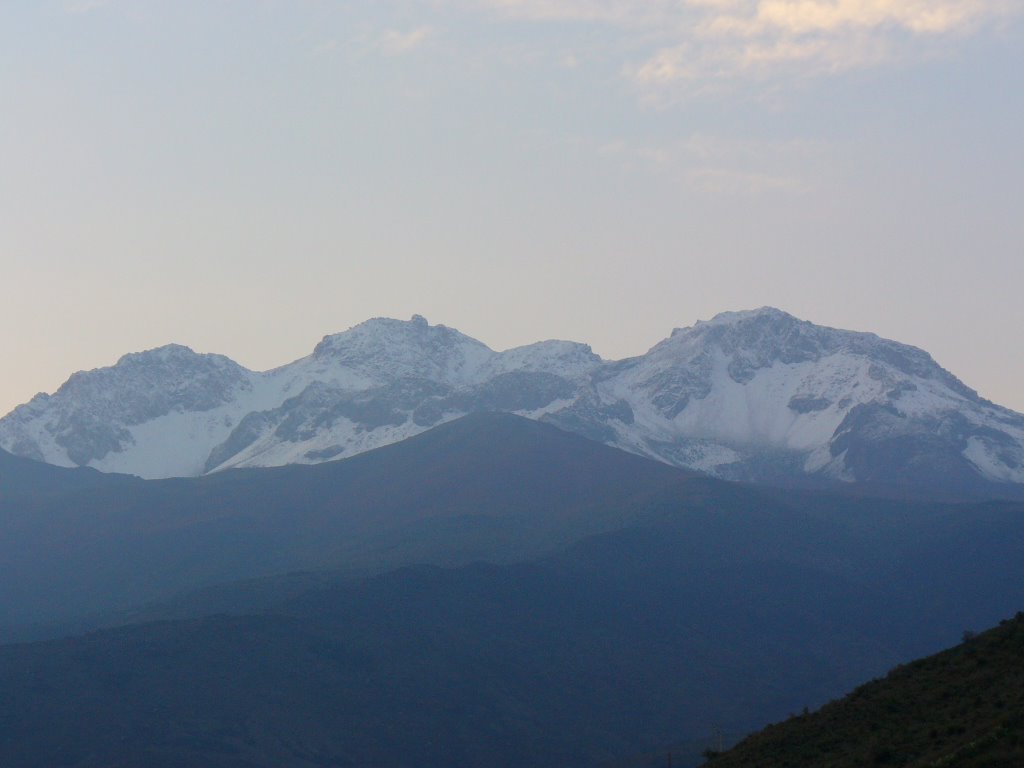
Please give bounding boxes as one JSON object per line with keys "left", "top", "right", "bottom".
{"left": 4, "top": 309, "right": 1024, "bottom": 765}
{"left": 3, "top": 308, "right": 1023, "bottom": 489}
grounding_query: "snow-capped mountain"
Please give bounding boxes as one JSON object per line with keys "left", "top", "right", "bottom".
{"left": 2, "top": 309, "right": 1023, "bottom": 488}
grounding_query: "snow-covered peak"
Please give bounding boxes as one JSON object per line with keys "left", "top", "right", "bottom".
{"left": 115, "top": 343, "right": 221, "bottom": 365}
{"left": 671, "top": 307, "right": 822, "bottom": 358}
{"left": 488, "top": 340, "right": 602, "bottom": 379}
{"left": 2, "top": 309, "right": 1021, "bottom": 489}
{"left": 0, "top": 344, "right": 255, "bottom": 470}
{"left": 655, "top": 308, "right": 977, "bottom": 399}
{"left": 55, "top": 344, "right": 251, "bottom": 402}
{"left": 693, "top": 306, "right": 797, "bottom": 328}
{"left": 310, "top": 315, "right": 496, "bottom": 386}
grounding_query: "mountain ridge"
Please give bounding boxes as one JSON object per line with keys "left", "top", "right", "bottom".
{"left": 3, "top": 308, "right": 1022, "bottom": 487}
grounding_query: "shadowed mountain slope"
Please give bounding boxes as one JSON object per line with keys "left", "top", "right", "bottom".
{"left": 0, "top": 446, "right": 137, "bottom": 497}
{"left": 0, "top": 413, "right": 698, "bottom": 632}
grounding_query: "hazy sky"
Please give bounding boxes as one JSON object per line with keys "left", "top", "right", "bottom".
{"left": 2, "top": 0, "right": 1023, "bottom": 414}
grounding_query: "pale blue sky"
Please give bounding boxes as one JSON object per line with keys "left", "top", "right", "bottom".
{"left": 2, "top": 0, "right": 1023, "bottom": 414}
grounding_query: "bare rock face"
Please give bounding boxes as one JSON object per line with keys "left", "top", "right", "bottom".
{"left": 2, "top": 310, "right": 1022, "bottom": 490}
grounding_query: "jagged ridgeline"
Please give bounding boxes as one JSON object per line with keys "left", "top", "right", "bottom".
{"left": 1, "top": 309, "right": 1022, "bottom": 490}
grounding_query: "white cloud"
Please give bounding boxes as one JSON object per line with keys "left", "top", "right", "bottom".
{"left": 704, "top": 0, "right": 1011, "bottom": 36}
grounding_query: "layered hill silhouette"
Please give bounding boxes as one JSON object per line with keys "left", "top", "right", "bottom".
{"left": 2, "top": 414, "right": 1024, "bottom": 766}
{"left": 700, "top": 613, "right": 1024, "bottom": 767}
{"left": 2, "top": 526, "right": 1022, "bottom": 768}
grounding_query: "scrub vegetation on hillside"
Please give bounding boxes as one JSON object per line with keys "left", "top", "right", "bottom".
{"left": 703, "top": 613, "right": 1024, "bottom": 768}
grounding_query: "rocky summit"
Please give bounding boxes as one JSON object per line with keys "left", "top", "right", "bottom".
{"left": 2, "top": 308, "right": 1022, "bottom": 488}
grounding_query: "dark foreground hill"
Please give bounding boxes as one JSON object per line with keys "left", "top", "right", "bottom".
{"left": 700, "top": 613, "right": 1024, "bottom": 768}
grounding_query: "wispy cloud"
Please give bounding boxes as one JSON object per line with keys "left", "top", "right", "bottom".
{"left": 378, "top": 26, "right": 435, "bottom": 56}
{"left": 597, "top": 134, "right": 821, "bottom": 195}
{"left": 472, "top": 0, "right": 674, "bottom": 26}
{"left": 64, "top": 0, "right": 114, "bottom": 14}
{"left": 465, "top": 0, "right": 1021, "bottom": 90}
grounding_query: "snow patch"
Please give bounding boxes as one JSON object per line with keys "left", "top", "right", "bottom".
{"left": 963, "top": 437, "right": 1024, "bottom": 483}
